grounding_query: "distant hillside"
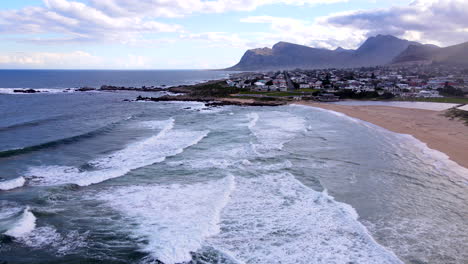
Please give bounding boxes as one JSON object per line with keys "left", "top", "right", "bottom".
{"left": 392, "top": 41, "right": 468, "bottom": 66}
{"left": 227, "top": 35, "right": 421, "bottom": 71}
{"left": 392, "top": 44, "right": 441, "bottom": 65}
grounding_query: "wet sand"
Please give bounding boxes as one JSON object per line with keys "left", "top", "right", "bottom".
{"left": 296, "top": 101, "right": 468, "bottom": 169}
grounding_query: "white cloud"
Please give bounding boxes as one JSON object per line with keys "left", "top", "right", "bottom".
{"left": 0, "top": 0, "right": 346, "bottom": 45}
{"left": 113, "top": 54, "right": 152, "bottom": 69}
{"left": 0, "top": 51, "right": 103, "bottom": 68}
{"left": 0, "top": 0, "right": 183, "bottom": 44}
{"left": 236, "top": 0, "right": 468, "bottom": 51}
{"left": 240, "top": 15, "right": 367, "bottom": 49}
{"left": 89, "top": 0, "right": 348, "bottom": 18}
{"left": 324, "top": 0, "right": 468, "bottom": 46}
{"left": 180, "top": 32, "right": 252, "bottom": 48}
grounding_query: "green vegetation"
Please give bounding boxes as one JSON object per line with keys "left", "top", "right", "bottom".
{"left": 230, "top": 96, "right": 283, "bottom": 101}
{"left": 437, "top": 84, "right": 465, "bottom": 97}
{"left": 264, "top": 92, "right": 301, "bottom": 97}
{"left": 445, "top": 107, "right": 468, "bottom": 125}
{"left": 237, "top": 89, "right": 318, "bottom": 97}
{"left": 189, "top": 82, "right": 246, "bottom": 97}
{"left": 297, "top": 88, "right": 319, "bottom": 93}
{"left": 237, "top": 91, "right": 267, "bottom": 95}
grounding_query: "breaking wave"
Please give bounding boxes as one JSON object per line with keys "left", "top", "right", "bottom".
{"left": 3, "top": 207, "right": 36, "bottom": 238}
{"left": 206, "top": 173, "right": 403, "bottom": 264}
{"left": 247, "top": 111, "right": 307, "bottom": 153}
{"left": 26, "top": 119, "right": 209, "bottom": 186}
{"left": 97, "top": 175, "right": 235, "bottom": 264}
{"left": 0, "top": 177, "right": 26, "bottom": 191}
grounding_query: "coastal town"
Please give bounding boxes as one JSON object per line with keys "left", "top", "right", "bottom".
{"left": 226, "top": 65, "right": 468, "bottom": 101}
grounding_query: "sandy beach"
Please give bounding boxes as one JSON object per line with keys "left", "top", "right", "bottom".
{"left": 296, "top": 101, "right": 468, "bottom": 169}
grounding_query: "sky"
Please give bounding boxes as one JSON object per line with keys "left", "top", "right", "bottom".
{"left": 0, "top": 0, "right": 467, "bottom": 69}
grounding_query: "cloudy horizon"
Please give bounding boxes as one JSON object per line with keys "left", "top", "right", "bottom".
{"left": 1, "top": 0, "right": 467, "bottom": 69}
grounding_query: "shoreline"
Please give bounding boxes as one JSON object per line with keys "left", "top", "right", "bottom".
{"left": 295, "top": 101, "right": 468, "bottom": 169}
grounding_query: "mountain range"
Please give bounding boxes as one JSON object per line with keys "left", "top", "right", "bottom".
{"left": 392, "top": 42, "right": 468, "bottom": 66}
{"left": 226, "top": 35, "right": 468, "bottom": 71}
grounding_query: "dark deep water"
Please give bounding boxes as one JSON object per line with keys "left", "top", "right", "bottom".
{"left": 0, "top": 70, "right": 467, "bottom": 264}
{"left": 0, "top": 69, "right": 232, "bottom": 90}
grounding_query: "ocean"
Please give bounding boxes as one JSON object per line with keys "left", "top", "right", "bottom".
{"left": 0, "top": 70, "right": 467, "bottom": 264}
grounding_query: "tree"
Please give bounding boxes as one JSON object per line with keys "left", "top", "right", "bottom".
{"left": 438, "top": 84, "right": 464, "bottom": 97}
{"left": 380, "top": 92, "right": 395, "bottom": 99}
{"left": 322, "top": 73, "right": 331, "bottom": 85}
{"left": 266, "top": 80, "right": 273, "bottom": 86}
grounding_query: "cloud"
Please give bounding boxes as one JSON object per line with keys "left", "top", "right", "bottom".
{"left": 240, "top": 15, "right": 367, "bottom": 49}
{"left": 179, "top": 32, "right": 253, "bottom": 48}
{"left": 0, "top": 0, "right": 346, "bottom": 45}
{"left": 89, "top": 0, "right": 348, "bottom": 18}
{"left": 0, "top": 51, "right": 103, "bottom": 68}
{"left": 0, "top": 0, "right": 183, "bottom": 44}
{"left": 238, "top": 0, "right": 468, "bottom": 51}
{"left": 324, "top": 0, "right": 468, "bottom": 46}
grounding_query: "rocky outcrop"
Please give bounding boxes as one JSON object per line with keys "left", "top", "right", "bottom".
{"left": 75, "top": 87, "right": 96, "bottom": 92}
{"left": 99, "top": 85, "right": 164, "bottom": 92}
{"left": 135, "top": 95, "right": 286, "bottom": 107}
{"left": 13, "top": 89, "right": 39, "bottom": 93}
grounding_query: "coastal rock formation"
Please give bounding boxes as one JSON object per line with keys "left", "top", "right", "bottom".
{"left": 99, "top": 85, "right": 164, "bottom": 92}
{"left": 227, "top": 35, "right": 421, "bottom": 71}
{"left": 135, "top": 95, "right": 286, "bottom": 107}
{"left": 75, "top": 87, "right": 96, "bottom": 92}
{"left": 13, "top": 89, "right": 39, "bottom": 93}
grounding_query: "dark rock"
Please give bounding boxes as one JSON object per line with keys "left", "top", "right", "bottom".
{"left": 13, "top": 89, "right": 38, "bottom": 93}
{"left": 76, "top": 87, "right": 96, "bottom": 92}
{"left": 99, "top": 85, "right": 164, "bottom": 92}
{"left": 136, "top": 95, "right": 286, "bottom": 107}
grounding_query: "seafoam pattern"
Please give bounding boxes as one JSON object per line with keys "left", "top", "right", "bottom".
{"left": 97, "top": 176, "right": 236, "bottom": 264}
{"left": 26, "top": 119, "right": 209, "bottom": 186}
{"left": 207, "top": 173, "right": 403, "bottom": 264}
{"left": 247, "top": 111, "right": 307, "bottom": 153}
{"left": 0, "top": 177, "right": 25, "bottom": 191}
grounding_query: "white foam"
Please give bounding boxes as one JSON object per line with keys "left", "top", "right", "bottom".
{"left": 97, "top": 176, "right": 235, "bottom": 264}
{"left": 206, "top": 173, "right": 402, "bottom": 264}
{"left": 394, "top": 133, "right": 468, "bottom": 182}
{"left": 4, "top": 207, "right": 36, "bottom": 238}
{"left": 247, "top": 112, "right": 259, "bottom": 130}
{"left": 166, "top": 101, "right": 206, "bottom": 110}
{"left": 242, "top": 160, "right": 293, "bottom": 171}
{"left": 16, "top": 226, "right": 87, "bottom": 255}
{"left": 294, "top": 104, "right": 468, "bottom": 181}
{"left": 26, "top": 119, "right": 209, "bottom": 186}
{"left": 0, "top": 177, "right": 25, "bottom": 191}
{"left": 247, "top": 111, "right": 307, "bottom": 152}
{"left": 167, "top": 158, "right": 235, "bottom": 170}
{"left": 138, "top": 118, "right": 175, "bottom": 130}
{"left": 0, "top": 202, "right": 23, "bottom": 220}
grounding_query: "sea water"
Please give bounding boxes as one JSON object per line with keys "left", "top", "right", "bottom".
{"left": 0, "top": 70, "right": 467, "bottom": 264}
